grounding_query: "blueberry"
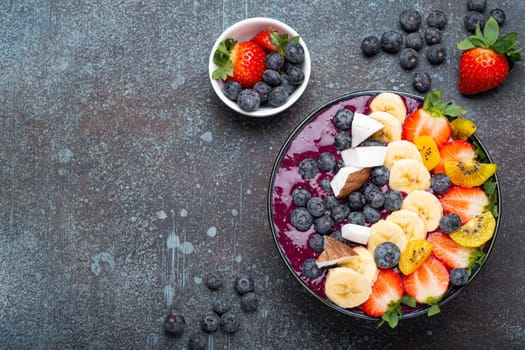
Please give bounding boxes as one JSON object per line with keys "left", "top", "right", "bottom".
{"left": 424, "top": 27, "right": 442, "bottom": 45}
{"left": 220, "top": 312, "right": 240, "bottom": 334}
{"left": 348, "top": 211, "right": 366, "bottom": 225}
{"left": 286, "top": 66, "right": 304, "bottom": 85}
{"left": 331, "top": 204, "right": 350, "bottom": 222}
{"left": 164, "top": 311, "right": 186, "bottom": 336}
{"left": 323, "top": 195, "right": 340, "bottom": 211}
{"left": 268, "top": 86, "right": 290, "bottom": 107}
{"left": 307, "top": 197, "right": 326, "bottom": 217}
{"left": 320, "top": 178, "right": 332, "bottom": 192}
{"left": 347, "top": 191, "right": 366, "bottom": 210}
{"left": 426, "top": 44, "right": 446, "bottom": 65}
{"left": 399, "top": 9, "right": 422, "bottom": 32}
{"left": 363, "top": 204, "right": 381, "bottom": 224}
{"left": 211, "top": 297, "right": 231, "bottom": 315}
{"left": 360, "top": 139, "right": 384, "bottom": 147}
{"left": 188, "top": 332, "right": 207, "bottom": 350}
{"left": 285, "top": 42, "right": 305, "bottom": 63}
{"left": 234, "top": 274, "right": 255, "bottom": 295}
{"left": 412, "top": 72, "right": 432, "bottom": 93}
{"left": 263, "top": 69, "right": 282, "bottom": 86}
{"left": 279, "top": 74, "right": 297, "bottom": 94}
{"left": 200, "top": 312, "right": 220, "bottom": 333}
{"left": 450, "top": 268, "right": 470, "bottom": 286}
{"left": 383, "top": 189, "right": 403, "bottom": 211}
{"left": 361, "top": 183, "right": 380, "bottom": 197}
{"left": 334, "top": 131, "right": 352, "bottom": 150}
{"left": 464, "top": 11, "right": 486, "bottom": 32}
{"left": 467, "top": 0, "right": 486, "bottom": 12}
{"left": 330, "top": 230, "right": 351, "bottom": 244}
{"left": 365, "top": 189, "right": 385, "bottom": 209}
{"left": 301, "top": 258, "right": 322, "bottom": 279}
{"left": 290, "top": 207, "right": 313, "bottom": 231}
{"left": 380, "top": 31, "right": 404, "bottom": 53}
{"left": 406, "top": 32, "right": 424, "bottom": 51}
{"left": 439, "top": 213, "right": 462, "bottom": 233}
{"left": 283, "top": 60, "right": 302, "bottom": 72}
{"left": 253, "top": 81, "right": 272, "bottom": 104}
{"left": 431, "top": 173, "right": 451, "bottom": 194}
{"left": 292, "top": 188, "right": 312, "bottom": 207}
{"left": 298, "top": 157, "right": 318, "bottom": 179}
{"left": 427, "top": 10, "right": 448, "bottom": 29}
{"left": 265, "top": 52, "right": 285, "bottom": 70}
{"left": 309, "top": 233, "right": 325, "bottom": 252}
{"left": 361, "top": 35, "right": 381, "bottom": 57}
{"left": 374, "top": 242, "right": 401, "bottom": 269}
{"left": 399, "top": 48, "right": 418, "bottom": 70}
{"left": 205, "top": 270, "right": 224, "bottom": 290}
{"left": 318, "top": 152, "right": 336, "bottom": 172}
{"left": 371, "top": 166, "right": 389, "bottom": 186}
{"left": 240, "top": 292, "right": 258, "bottom": 312}
{"left": 314, "top": 214, "right": 334, "bottom": 235}
{"left": 223, "top": 80, "right": 242, "bottom": 101}
{"left": 334, "top": 159, "right": 345, "bottom": 173}
{"left": 237, "top": 89, "right": 260, "bottom": 112}
{"left": 490, "top": 8, "right": 505, "bottom": 26}
{"left": 333, "top": 108, "right": 354, "bottom": 130}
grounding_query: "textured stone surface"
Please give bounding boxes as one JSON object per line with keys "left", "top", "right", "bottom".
{"left": 1, "top": 1, "right": 524, "bottom": 349}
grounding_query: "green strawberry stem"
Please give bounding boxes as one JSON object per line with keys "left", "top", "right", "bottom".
{"left": 212, "top": 38, "right": 236, "bottom": 80}
{"left": 457, "top": 16, "right": 524, "bottom": 62}
{"left": 269, "top": 31, "right": 299, "bottom": 55}
{"left": 423, "top": 90, "right": 467, "bottom": 118}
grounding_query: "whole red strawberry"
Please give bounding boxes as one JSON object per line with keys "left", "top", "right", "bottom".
{"left": 457, "top": 16, "right": 523, "bottom": 95}
{"left": 212, "top": 38, "right": 266, "bottom": 89}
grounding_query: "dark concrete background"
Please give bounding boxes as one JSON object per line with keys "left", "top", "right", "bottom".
{"left": 1, "top": 1, "right": 523, "bottom": 349}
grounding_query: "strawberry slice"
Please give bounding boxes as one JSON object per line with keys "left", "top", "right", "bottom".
{"left": 433, "top": 140, "right": 476, "bottom": 174}
{"left": 251, "top": 29, "right": 296, "bottom": 54}
{"left": 403, "top": 256, "right": 449, "bottom": 314}
{"left": 362, "top": 269, "right": 404, "bottom": 317}
{"left": 402, "top": 91, "right": 466, "bottom": 147}
{"left": 427, "top": 231, "right": 477, "bottom": 269}
{"left": 439, "top": 186, "right": 489, "bottom": 224}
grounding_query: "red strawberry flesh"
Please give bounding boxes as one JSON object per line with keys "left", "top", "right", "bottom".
{"left": 439, "top": 186, "right": 488, "bottom": 224}
{"left": 428, "top": 231, "right": 476, "bottom": 269}
{"left": 433, "top": 140, "right": 476, "bottom": 174}
{"left": 402, "top": 109, "right": 451, "bottom": 147}
{"left": 403, "top": 256, "right": 449, "bottom": 304}
{"left": 362, "top": 269, "right": 404, "bottom": 317}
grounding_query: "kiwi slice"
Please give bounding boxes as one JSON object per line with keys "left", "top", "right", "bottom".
{"left": 398, "top": 239, "right": 433, "bottom": 275}
{"left": 444, "top": 160, "right": 497, "bottom": 187}
{"left": 414, "top": 135, "right": 441, "bottom": 171}
{"left": 450, "top": 118, "right": 477, "bottom": 141}
{"left": 450, "top": 211, "right": 496, "bottom": 247}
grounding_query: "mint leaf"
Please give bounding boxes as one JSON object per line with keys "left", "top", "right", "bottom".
{"left": 427, "top": 304, "right": 441, "bottom": 316}
{"left": 483, "top": 17, "right": 499, "bottom": 45}
{"left": 468, "top": 250, "right": 486, "bottom": 275}
{"left": 400, "top": 295, "right": 417, "bottom": 308}
{"left": 444, "top": 104, "right": 468, "bottom": 117}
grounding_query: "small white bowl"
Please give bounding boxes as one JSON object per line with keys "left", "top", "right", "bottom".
{"left": 209, "top": 17, "right": 311, "bottom": 117}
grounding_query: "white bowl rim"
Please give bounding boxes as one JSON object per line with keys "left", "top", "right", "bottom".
{"left": 208, "top": 17, "right": 311, "bottom": 118}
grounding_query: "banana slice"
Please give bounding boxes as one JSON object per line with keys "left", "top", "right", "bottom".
{"left": 368, "top": 111, "right": 403, "bottom": 143}
{"left": 386, "top": 209, "right": 427, "bottom": 241}
{"left": 339, "top": 246, "right": 378, "bottom": 285}
{"left": 401, "top": 190, "right": 443, "bottom": 232}
{"left": 389, "top": 158, "right": 431, "bottom": 193}
{"left": 324, "top": 267, "right": 372, "bottom": 308}
{"left": 384, "top": 140, "right": 423, "bottom": 169}
{"left": 369, "top": 92, "right": 408, "bottom": 124}
{"left": 367, "top": 219, "right": 408, "bottom": 255}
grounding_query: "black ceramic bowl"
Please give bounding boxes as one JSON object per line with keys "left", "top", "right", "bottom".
{"left": 267, "top": 90, "right": 501, "bottom": 321}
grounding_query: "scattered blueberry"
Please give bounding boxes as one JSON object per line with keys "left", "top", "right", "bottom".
{"left": 237, "top": 89, "right": 260, "bottom": 112}
{"left": 374, "top": 242, "right": 401, "bottom": 269}
{"left": 361, "top": 35, "right": 381, "bottom": 57}
{"left": 365, "top": 189, "right": 385, "bottom": 209}
{"left": 363, "top": 204, "right": 381, "bottom": 224}
{"left": 439, "top": 213, "right": 462, "bottom": 233}
{"left": 348, "top": 211, "right": 366, "bottom": 225}
{"left": 240, "top": 292, "right": 258, "bottom": 312}
{"left": 234, "top": 274, "right": 255, "bottom": 295}
{"left": 265, "top": 52, "right": 285, "bottom": 70}
{"left": 450, "top": 268, "right": 470, "bottom": 286}
{"left": 426, "top": 44, "right": 447, "bottom": 65}
{"left": 205, "top": 271, "right": 224, "bottom": 290}
{"left": 309, "top": 233, "right": 325, "bottom": 252}
{"left": 263, "top": 69, "right": 282, "bottom": 86}
{"left": 427, "top": 10, "right": 448, "bottom": 29}
{"left": 406, "top": 32, "right": 424, "bottom": 51}
{"left": 298, "top": 157, "right": 318, "bottom": 179}
{"left": 323, "top": 195, "right": 340, "bottom": 210}
{"left": 399, "top": 9, "right": 422, "bottom": 32}
{"left": 431, "top": 173, "right": 451, "bottom": 194}
{"left": 301, "top": 258, "right": 322, "bottom": 280}
{"left": 268, "top": 86, "right": 291, "bottom": 107}
{"left": 412, "top": 72, "right": 432, "bottom": 93}
{"left": 380, "top": 31, "right": 404, "bottom": 53}
{"left": 399, "top": 48, "right": 419, "bottom": 70}
{"left": 467, "top": 0, "right": 487, "bottom": 12}
{"left": 223, "top": 81, "right": 242, "bottom": 101}
{"left": 383, "top": 189, "right": 403, "bottom": 211}
{"left": 370, "top": 166, "right": 389, "bottom": 186}
{"left": 292, "top": 188, "right": 312, "bottom": 207}
{"left": 334, "top": 131, "right": 352, "bottom": 150}
{"left": 333, "top": 108, "right": 354, "bottom": 130}
{"left": 330, "top": 204, "right": 350, "bottom": 222}
{"left": 211, "top": 297, "right": 231, "bottom": 315}
{"left": 188, "top": 332, "right": 207, "bottom": 350}
{"left": 286, "top": 66, "right": 305, "bottom": 85}
{"left": 164, "top": 311, "right": 186, "bottom": 336}
{"left": 347, "top": 191, "right": 366, "bottom": 211}
{"left": 489, "top": 8, "right": 505, "bottom": 26}
{"left": 424, "top": 27, "right": 442, "bottom": 45}
{"left": 200, "top": 312, "right": 220, "bottom": 333}
{"left": 285, "top": 42, "right": 305, "bottom": 63}
{"left": 314, "top": 214, "right": 334, "bottom": 235}
{"left": 307, "top": 197, "right": 326, "bottom": 217}
{"left": 253, "top": 81, "right": 272, "bottom": 104}
{"left": 220, "top": 312, "right": 240, "bottom": 334}
{"left": 464, "top": 11, "right": 486, "bottom": 32}
{"left": 290, "top": 207, "right": 313, "bottom": 231}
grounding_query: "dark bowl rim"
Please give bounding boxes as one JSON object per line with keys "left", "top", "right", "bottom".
{"left": 266, "top": 89, "right": 502, "bottom": 321}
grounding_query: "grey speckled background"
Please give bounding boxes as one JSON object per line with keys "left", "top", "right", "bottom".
{"left": 1, "top": 1, "right": 524, "bottom": 349}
